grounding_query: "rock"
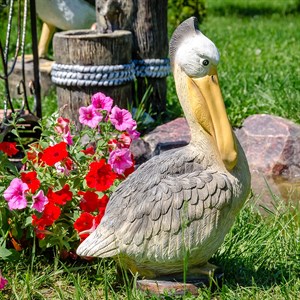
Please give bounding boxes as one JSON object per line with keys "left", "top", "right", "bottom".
{"left": 235, "top": 114, "right": 300, "bottom": 179}
{"left": 130, "top": 118, "right": 190, "bottom": 165}
{"left": 139, "top": 114, "right": 300, "bottom": 180}
{"left": 235, "top": 114, "right": 300, "bottom": 209}
{"left": 131, "top": 117, "right": 190, "bottom": 166}
{"left": 130, "top": 138, "right": 152, "bottom": 165}
{"left": 143, "top": 117, "right": 190, "bottom": 155}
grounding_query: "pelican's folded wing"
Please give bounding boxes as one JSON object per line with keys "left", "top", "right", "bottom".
{"left": 76, "top": 148, "right": 233, "bottom": 258}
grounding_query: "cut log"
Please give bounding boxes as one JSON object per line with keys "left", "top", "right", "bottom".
{"left": 52, "top": 29, "right": 133, "bottom": 128}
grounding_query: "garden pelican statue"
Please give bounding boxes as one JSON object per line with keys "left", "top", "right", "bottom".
{"left": 77, "top": 17, "right": 251, "bottom": 279}
{"left": 35, "top": 0, "right": 95, "bottom": 57}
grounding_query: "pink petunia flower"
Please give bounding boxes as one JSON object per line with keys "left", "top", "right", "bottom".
{"left": 119, "top": 133, "right": 132, "bottom": 147}
{"left": 91, "top": 92, "right": 113, "bottom": 113}
{"left": 126, "top": 122, "right": 140, "bottom": 140}
{"left": 109, "top": 106, "right": 137, "bottom": 132}
{"left": 63, "top": 130, "right": 74, "bottom": 145}
{"left": 54, "top": 161, "right": 70, "bottom": 176}
{"left": 3, "top": 178, "right": 28, "bottom": 210}
{"left": 55, "top": 117, "right": 70, "bottom": 135}
{"left": 32, "top": 190, "right": 49, "bottom": 212}
{"left": 108, "top": 148, "right": 133, "bottom": 174}
{"left": 79, "top": 105, "right": 103, "bottom": 128}
{"left": 108, "top": 133, "right": 132, "bottom": 152}
{"left": 55, "top": 117, "right": 74, "bottom": 145}
{"left": 0, "top": 270, "right": 8, "bottom": 290}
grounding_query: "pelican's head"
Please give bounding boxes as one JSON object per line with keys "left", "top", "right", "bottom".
{"left": 170, "top": 17, "right": 237, "bottom": 171}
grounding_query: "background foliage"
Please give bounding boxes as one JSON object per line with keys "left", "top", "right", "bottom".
{"left": 167, "top": 0, "right": 300, "bottom": 126}
{"left": 168, "top": 0, "right": 206, "bottom": 30}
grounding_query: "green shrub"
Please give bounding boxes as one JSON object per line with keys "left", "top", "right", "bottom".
{"left": 168, "top": 0, "right": 206, "bottom": 33}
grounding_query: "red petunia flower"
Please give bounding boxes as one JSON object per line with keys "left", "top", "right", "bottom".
{"left": 123, "top": 162, "right": 135, "bottom": 177}
{"left": 21, "top": 171, "right": 40, "bottom": 193}
{"left": 31, "top": 215, "right": 46, "bottom": 239}
{"left": 81, "top": 146, "right": 95, "bottom": 156}
{"left": 27, "top": 150, "right": 37, "bottom": 162}
{"left": 31, "top": 201, "right": 61, "bottom": 239}
{"left": 74, "top": 212, "right": 104, "bottom": 241}
{"left": 97, "top": 205, "right": 107, "bottom": 225}
{"left": 108, "top": 139, "right": 118, "bottom": 152}
{"left": 40, "top": 202, "right": 61, "bottom": 226}
{"left": 108, "top": 133, "right": 131, "bottom": 153}
{"left": 74, "top": 212, "right": 94, "bottom": 235}
{"left": 78, "top": 191, "right": 109, "bottom": 213}
{"left": 26, "top": 143, "right": 43, "bottom": 164}
{"left": 119, "top": 132, "right": 131, "bottom": 148}
{"left": 47, "top": 184, "right": 73, "bottom": 206}
{"left": 64, "top": 157, "right": 73, "bottom": 170}
{"left": 98, "top": 194, "right": 109, "bottom": 208}
{"left": 0, "top": 142, "right": 19, "bottom": 157}
{"left": 78, "top": 191, "right": 99, "bottom": 213}
{"left": 85, "top": 159, "right": 117, "bottom": 192}
{"left": 41, "top": 142, "right": 68, "bottom": 166}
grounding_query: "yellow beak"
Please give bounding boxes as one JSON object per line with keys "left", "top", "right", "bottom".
{"left": 187, "top": 67, "right": 237, "bottom": 170}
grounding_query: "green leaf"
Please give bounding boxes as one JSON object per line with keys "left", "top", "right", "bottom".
{"left": 0, "top": 246, "right": 12, "bottom": 258}
{"left": 0, "top": 246, "right": 20, "bottom": 261}
{"left": 0, "top": 208, "right": 9, "bottom": 232}
{"left": 25, "top": 216, "right": 33, "bottom": 227}
{"left": 10, "top": 129, "right": 18, "bottom": 137}
{"left": 73, "top": 177, "right": 82, "bottom": 189}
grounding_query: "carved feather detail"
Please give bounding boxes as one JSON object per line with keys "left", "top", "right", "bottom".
{"left": 169, "top": 17, "right": 198, "bottom": 69}
{"left": 77, "top": 146, "right": 233, "bottom": 260}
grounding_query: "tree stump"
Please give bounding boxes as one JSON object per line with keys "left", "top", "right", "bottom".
{"left": 52, "top": 29, "right": 133, "bottom": 128}
{"left": 7, "top": 57, "right": 54, "bottom": 99}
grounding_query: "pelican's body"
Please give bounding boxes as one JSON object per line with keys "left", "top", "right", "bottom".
{"left": 36, "top": 0, "right": 95, "bottom": 31}
{"left": 35, "top": 0, "right": 95, "bottom": 57}
{"left": 77, "top": 17, "right": 251, "bottom": 278}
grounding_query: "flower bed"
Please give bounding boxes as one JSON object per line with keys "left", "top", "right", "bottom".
{"left": 0, "top": 93, "right": 139, "bottom": 259}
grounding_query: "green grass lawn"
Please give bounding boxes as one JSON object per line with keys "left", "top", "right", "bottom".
{"left": 167, "top": 0, "right": 300, "bottom": 126}
{"left": 0, "top": 196, "right": 299, "bottom": 299}
{"left": 1, "top": 0, "right": 300, "bottom": 299}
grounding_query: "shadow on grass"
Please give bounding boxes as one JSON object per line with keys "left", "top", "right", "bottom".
{"left": 210, "top": 255, "right": 294, "bottom": 290}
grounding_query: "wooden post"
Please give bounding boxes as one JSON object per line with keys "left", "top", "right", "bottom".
{"left": 96, "top": 0, "right": 169, "bottom": 118}
{"left": 132, "top": 0, "right": 169, "bottom": 117}
{"left": 52, "top": 29, "right": 133, "bottom": 128}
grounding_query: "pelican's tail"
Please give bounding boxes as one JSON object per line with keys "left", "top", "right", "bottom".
{"left": 76, "top": 227, "right": 119, "bottom": 258}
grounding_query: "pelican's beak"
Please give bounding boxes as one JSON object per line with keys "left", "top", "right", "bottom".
{"left": 187, "top": 67, "right": 237, "bottom": 170}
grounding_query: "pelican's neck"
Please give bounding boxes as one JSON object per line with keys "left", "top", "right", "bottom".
{"left": 173, "top": 65, "right": 224, "bottom": 169}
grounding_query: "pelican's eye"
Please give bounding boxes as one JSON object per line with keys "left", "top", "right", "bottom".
{"left": 202, "top": 59, "right": 209, "bottom": 66}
